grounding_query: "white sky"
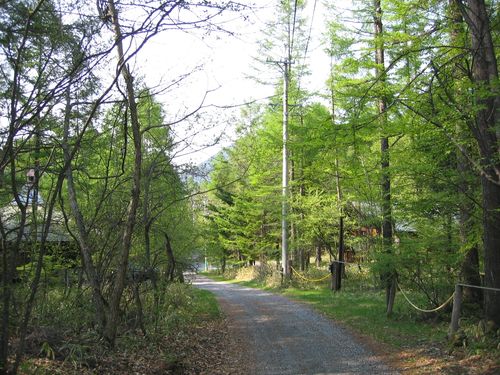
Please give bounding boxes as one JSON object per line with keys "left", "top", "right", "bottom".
{"left": 135, "top": 0, "right": 332, "bottom": 166}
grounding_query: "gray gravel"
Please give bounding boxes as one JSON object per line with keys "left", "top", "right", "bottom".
{"left": 192, "top": 275, "right": 398, "bottom": 375}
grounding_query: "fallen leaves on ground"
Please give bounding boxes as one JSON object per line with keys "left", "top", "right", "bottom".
{"left": 18, "top": 318, "right": 250, "bottom": 375}
{"left": 368, "top": 340, "right": 499, "bottom": 374}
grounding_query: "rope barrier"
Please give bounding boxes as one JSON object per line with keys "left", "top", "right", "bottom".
{"left": 290, "top": 266, "right": 331, "bottom": 283}
{"left": 457, "top": 283, "right": 500, "bottom": 292}
{"left": 396, "top": 281, "right": 454, "bottom": 313}
{"left": 331, "top": 260, "right": 368, "bottom": 267}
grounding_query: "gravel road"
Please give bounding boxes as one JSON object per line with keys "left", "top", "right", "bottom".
{"left": 192, "top": 275, "right": 398, "bottom": 375}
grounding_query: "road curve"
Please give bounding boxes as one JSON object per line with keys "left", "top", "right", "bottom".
{"left": 192, "top": 275, "right": 398, "bottom": 375}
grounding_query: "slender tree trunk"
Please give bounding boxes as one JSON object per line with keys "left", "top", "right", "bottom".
{"left": 334, "top": 216, "right": 344, "bottom": 291}
{"left": 62, "top": 88, "right": 108, "bottom": 332}
{"left": 315, "top": 245, "right": 322, "bottom": 267}
{"left": 297, "top": 115, "right": 306, "bottom": 272}
{"left": 142, "top": 165, "right": 160, "bottom": 306}
{"left": 298, "top": 172, "right": 306, "bottom": 271}
{"left": 164, "top": 232, "right": 176, "bottom": 282}
{"left": 132, "top": 283, "right": 146, "bottom": 336}
{"left": 329, "top": 71, "right": 345, "bottom": 291}
{"left": 458, "top": 0, "right": 500, "bottom": 325}
{"left": 144, "top": 212, "right": 151, "bottom": 269}
{"left": 334, "top": 138, "right": 345, "bottom": 292}
{"left": 65, "top": 170, "right": 108, "bottom": 329}
{"left": 0, "top": 240, "right": 12, "bottom": 375}
{"left": 221, "top": 255, "right": 226, "bottom": 274}
{"left": 373, "top": 0, "right": 395, "bottom": 315}
{"left": 103, "top": 0, "right": 143, "bottom": 345}
{"left": 143, "top": 163, "right": 155, "bottom": 268}
{"left": 144, "top": 222, "right": 151, "bottom": 267}
{"left": 299, "top": 217, "right": 305, "bottom": 271}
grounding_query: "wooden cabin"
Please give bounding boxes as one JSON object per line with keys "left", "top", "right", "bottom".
{"left": 0, "top": 169, "right": 75, "bottom": 267}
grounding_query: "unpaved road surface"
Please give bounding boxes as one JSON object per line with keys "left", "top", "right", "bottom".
{"left": 193, "top": 275, "right": 398, "bottom": 375}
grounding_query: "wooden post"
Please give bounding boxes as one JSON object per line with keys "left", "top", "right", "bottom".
{"left": 449, "top": 284, "right": 463, "bottom": 338}
{"left": 335, "top": 261, "right": 344, "bottom": 291}
{"left": 329, "top": 261, "right": 335, "bottom": 291}
{"left": 386, "top": 277, "right": 396, "bottom": 316}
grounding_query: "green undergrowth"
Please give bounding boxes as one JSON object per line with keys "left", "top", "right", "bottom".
{"left": 191, "top": 287, "right": 222, "bottom": 320}
{"left": 15, "top": 281, "right": 221, "bottom": 373}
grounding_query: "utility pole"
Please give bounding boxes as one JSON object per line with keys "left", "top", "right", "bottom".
{"left": 266, "top": 56, "right": 291, "bottom": 279}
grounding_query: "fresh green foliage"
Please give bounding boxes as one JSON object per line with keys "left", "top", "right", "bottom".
{"left": 1, "top": 0, "right": 498, "bottom": 372}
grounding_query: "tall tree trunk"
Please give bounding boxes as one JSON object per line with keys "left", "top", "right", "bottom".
{"left": 0, "top": 239, "right": 10, "bottom": 375}
{"left": 334, "top": 216, "right": 344, "bottom": 291}
{"left": 221, "top": 255, "right": 226, "bottom": 274}
{"left": 448, "top": 0, "right": 482, "bottom": 305}
{"left": 143, "top": 161, "right": 157, "bottom": 269}
{"left": 299, "top": 180, "right": 306, "bottom": 272}
{"left": 297, "top": 115, "right": 306, "bottom": 272}
{"left": 62, "top": 88, "right": 108, "bottom": 332}
{"left": 143, "top": 186, "right": 152, "bottom": 268}
{"left": 103, "top": 0, "right": 143, "bottom": 345}
{"left": 315, "top": 245, "right": 322, "bottom": 267}
{"left": 481, "top": 175, "right": 500, "bottom": 323}
{"left": 0, "top": 172, "right": 27, "bottom": 374}
{"left": 329, "top": 76, "right": 345, "bottom": 291}
{"left": 132, "top": 283, "right": 146, "bottom": 336}
{"left": 458, "top": 0, "right": 500, "bottom": 325}
{"left": 373, "top": 0, "right": 395, "bottom": 315}
{"left": 164, "top": 232, "right": 176, "bottom": 282}
{"left": 142, "top": 165, "right": 160, "bottom": 306}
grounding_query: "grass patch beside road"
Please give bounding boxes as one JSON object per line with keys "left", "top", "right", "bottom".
{"left": 280, "top": 287, "right": 445, "bottom": 348}
{"left": 192, "top": 287, "right": 222, "bottom": 319}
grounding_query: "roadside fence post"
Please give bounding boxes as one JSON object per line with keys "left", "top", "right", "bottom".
{"left": 449, "top": 284, "right": 463, "bottom": 338}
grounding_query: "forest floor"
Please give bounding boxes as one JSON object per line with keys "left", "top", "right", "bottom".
{"left": 17, "top": 318, "right": 244, "bottom": 374}
{"left": 15, "top": 284, "right": 242, "bottom": 375}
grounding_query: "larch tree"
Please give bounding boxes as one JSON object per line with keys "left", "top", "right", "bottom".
{"left": 456, "top": 0, "right": 500, "bottom": 325}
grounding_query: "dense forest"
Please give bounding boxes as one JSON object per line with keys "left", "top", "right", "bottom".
{"left": 0, "top": 0, "right": 498, "bottom": 373}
